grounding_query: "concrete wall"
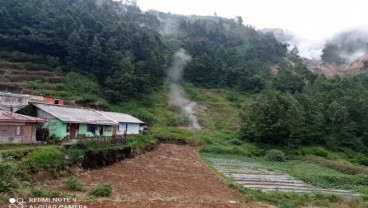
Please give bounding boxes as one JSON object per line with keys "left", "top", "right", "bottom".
{"left": 78, "top": 124, "right": 113, "bottom": 137}
{"left": 0, "top": 123, "right": 37, "bottom": 144}
{"left": 42, "top": 118, "right": 68, "bottom": 138}
{"left": 42, "top": 119, "right": 113, "bottom": 139}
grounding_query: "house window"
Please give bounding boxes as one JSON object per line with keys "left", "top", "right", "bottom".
{"left": 104, "top": 126, "right": 112, "bottom": 132}
{"left": 87, "top": 124, "right": 96, "bottom": 132}
{"left": 16, "top": 126, "right": 22, "bottom": 136}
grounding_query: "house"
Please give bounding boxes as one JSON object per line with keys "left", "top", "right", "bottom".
{"left": 0, "top": 92, "right": 30, "bottom": 111}
{"left": 99, "top": 111, "right": 145, "bottom": 135}
{"left": 0, "top": 110, "right": 45, "bottom": 144}
{"left": 32, "top": 103, "right": 117, "bottom": 139}
{"left": 29, "top": 95, "right": 64, "bottom": 105}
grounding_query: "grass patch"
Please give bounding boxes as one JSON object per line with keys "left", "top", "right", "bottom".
{"left": 265, "top": 149, "right": 287, "bottom": 162}
{"left": 87, "top": 183, "right": 112, "bottom": 197}
{"left": 63, "top": 177, "right": 84, "bottom": 191}
{"left": 311, "top": 156, "right": 368, "bottom": 175}
{"left": 31, "top": 187, "right": 61, "bottom": 197}
{"left": 26, "top": 147, "right": 66, "bottom": 169}
{"left": 0, "top": 162, "right": 24, "bottom": 193}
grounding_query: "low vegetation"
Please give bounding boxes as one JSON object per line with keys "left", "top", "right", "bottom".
{"left": 264, "top": 149, "right": 287, "bottom": 162}
{"left": 87, "top": 183, "right": 112, "bottom": 197}
{"left": 63, "top": 177, "right": 84, "bottom": 191}
{"left": 26, "top": 147, "right": 66, "bottom": 170}
{"left": 0, "top": 162, "right": 23, "bottom": 193}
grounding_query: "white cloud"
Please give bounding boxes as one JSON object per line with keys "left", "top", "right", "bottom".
{"left": 138, "top": 0, "right": 368, "bottom": 54}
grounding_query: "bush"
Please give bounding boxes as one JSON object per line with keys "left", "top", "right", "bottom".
{"left": 63, "top": 177, "right": 84, "bottom": 191}
{"left": 229, "top": 138, "right": 244, "bottom": 146}
{"left": 265, "top": 149, "right": 286, "bottom": 162}
{"left": 311, "top": 148, "right": 329, "bottom": 158}
{"left": 27, "top": 147, "right": 65, "bottom": 169}
{"left": 200, "top": 145, "right": 250, "bottom": 156}
{"left": 0, "top": 162, "right": 22, "bottom": 193}
{"left": 31, "top": 187, "right": 61, "bottom": 197}
{"left": 87, "top": 183, "right": 112, "bottom": 197}
{"left": 66, "top": 147, "right": 85, "bottom": 161}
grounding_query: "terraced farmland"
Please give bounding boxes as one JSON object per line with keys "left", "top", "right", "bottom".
{"left": 0, "top": 60, "right": 64, "bottom": 93}
{"left": 204, "top": 156, "right": 357, "bottom": 197}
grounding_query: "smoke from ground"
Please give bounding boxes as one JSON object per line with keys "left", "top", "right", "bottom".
{"left": 167, "top": 49, "right": 201, "bottom": 129}
{"left": 263, "top": 26, "right": 368, "bottom": 64}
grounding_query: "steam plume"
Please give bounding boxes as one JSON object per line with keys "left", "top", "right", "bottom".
{"left": 168, "top": 49, "right": 201, "bottom": 129}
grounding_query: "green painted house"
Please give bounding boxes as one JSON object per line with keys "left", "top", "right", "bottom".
{"left": 33, "top": 103, "right": 118, "bottom": 139}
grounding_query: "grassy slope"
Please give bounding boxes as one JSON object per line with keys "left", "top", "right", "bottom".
{"left": 115, "top": 83, "right": 368, "bottom": 207}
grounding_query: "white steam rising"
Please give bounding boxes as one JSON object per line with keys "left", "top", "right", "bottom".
{"left": 168, "top": 49, "right": 201, "bottom": 129}
{"left": 265, "top": 26, "right": 368, "bottom": 62}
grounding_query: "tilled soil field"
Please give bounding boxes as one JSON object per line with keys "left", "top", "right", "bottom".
{"left": 77, "top": 144, "right": 263, "bottom": 208}
{"left": 3, "top": 144, "right": 264, "bottom": 208}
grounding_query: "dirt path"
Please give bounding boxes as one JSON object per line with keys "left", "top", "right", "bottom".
{"left": 74, "top": 144, "right": 263, "bottom": 208}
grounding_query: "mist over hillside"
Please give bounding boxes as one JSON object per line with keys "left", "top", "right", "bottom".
{"left": 261, "top": 27, "right": 368, "bottom": 65}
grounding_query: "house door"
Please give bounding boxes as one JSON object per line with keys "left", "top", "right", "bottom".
{"left": 69, "top": 124, "right": 76, "bottom": 139}
{"left": 99, "top": 126, "right": 104, "bottom": 136}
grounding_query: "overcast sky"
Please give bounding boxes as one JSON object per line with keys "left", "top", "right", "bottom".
{"left": 138, "top": 0, "right": 368, "bottom": 42}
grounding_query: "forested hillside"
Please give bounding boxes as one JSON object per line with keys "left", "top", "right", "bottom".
{"left": 0, "top": 0, "right": 288, "bottom": 99}
{"left": 154, "top": 11, "right": 287, "bottom": 91}
{"left": 0, "top": 0, "right": 166, "bottom": 100}
{"left": 2, "top": 0, "right": 368, "bottom": 157}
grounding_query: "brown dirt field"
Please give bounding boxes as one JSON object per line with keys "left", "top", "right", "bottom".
{"left": 77, "top": 144, "right": 264, "bottom": 208}
{"left": 0, "top": 144, "right": 266, "bottom": 208}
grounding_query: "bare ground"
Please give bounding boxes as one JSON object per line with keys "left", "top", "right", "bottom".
{"left": 3, "top": 144, "right": 265, "bottom": 208}
{"left": 77, "top": 144, "right": 263, "bottom": 207}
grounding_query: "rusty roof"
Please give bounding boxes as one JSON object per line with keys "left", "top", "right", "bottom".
{"left": 0, "top": 110, "right": 45, "bottom": 123}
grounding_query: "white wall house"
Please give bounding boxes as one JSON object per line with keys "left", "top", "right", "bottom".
{"left": 99, "top": 111, "right": 145, "bottom": 135}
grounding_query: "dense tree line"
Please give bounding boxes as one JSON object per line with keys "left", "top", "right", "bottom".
{"left": 153, "top": 11, "right": 288, "bottom": 92}
{"left": 241, "top": 64, "right": 368, "bottom": 153}
{"left": 0, "top": 0, "right": 166, "bottom": 101}
{"left": 179, "top": 18, "right": 287, "bottom": 91}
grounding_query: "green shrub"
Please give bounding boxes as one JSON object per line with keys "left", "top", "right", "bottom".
{"left": 27, "top": 147, "right": 65, "bottom": 169}
{"left": 200, "top": 145, "right": 250, "bottom": 156}
{"left": 31, "top": 187, "right": 61, "bottom": 197}
{"left": 305, "top": 147, "right": 330, "bottom": 158}
{"left": 1, "top": 149, "right": 31, "bottom": 160}
{"left": 0, "top": 162, "right": 22, "bottom": 192}
{"left": 66, "top": 147, "right": 85, "bottom": 161}
{"left": 63, "top": 177, "right": 84, "bottom": 191}
{"left": 87, "top": 183, "right": 112, "bottom": 197}
{"left": 265, "top": 149, "right": 286, "bottom": 162}
{"left": 358, "top": 156, "right": 368, "bottom": 166}
{"left": 229, "top": 138, "right": 244, "bottom": 146}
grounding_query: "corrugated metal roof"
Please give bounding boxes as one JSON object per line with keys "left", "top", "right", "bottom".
{"left": 0, "top": 110, "right": 45, "bottom": 123}
{"left": 33, "top": 103, "right": 117, "bottom": 125}
{"left": 98, "top": 111, "right": 145, "bottom": 124}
